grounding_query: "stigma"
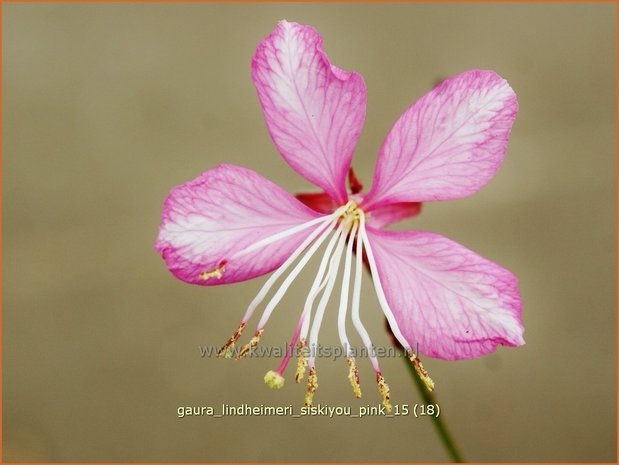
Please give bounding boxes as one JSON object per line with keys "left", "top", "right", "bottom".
{"left": 215, "top": 199, "right": 434, "bottom": 406}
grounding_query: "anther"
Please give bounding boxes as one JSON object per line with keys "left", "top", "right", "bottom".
{"left": 264, "top": 370, "right": 285, "bottom": 389}
{"left": 216, "top": 322, "right": 246, "bottom": 358}
{"left": 199, "top": 261, "right": 226, "bottom": 281}
{"left": 295, "top": 338, "right": 308, "bottom": 383}
{"left": 346, "top": 357, "right": 362, "bottom": 398}
{"left": 237, "top": 329, "right": 264, "bottom": 359}
{"left": 408, "top": 351, "right": 435, "bottom": 391}
{"left": 305, "top": 367, "right": 318, "bottom": 407}
{"left": 376, "top": 372, "right": 392, "bottom": 413}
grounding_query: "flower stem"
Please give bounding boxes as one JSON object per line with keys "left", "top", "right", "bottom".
{"left": 400, "top": 347, "right": 465, "bottom": 462}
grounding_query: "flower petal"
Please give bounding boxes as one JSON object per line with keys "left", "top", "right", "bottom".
{"left": 363, "top": 70, "right": 518, "bottom": 208}
{"left": 156, "top": 164, "right": 323, "bottom": 286}
{"left": 252, "top": 20, "right": 367, "bottom": 204}
{"left": 365, "top": 227, "right": 524, "bottom": 360}
{"left": 367, "top": 202, "right": 422, "bottom": 228}
{"left": 295, "top": 191, "right": 337, "bottom": 215}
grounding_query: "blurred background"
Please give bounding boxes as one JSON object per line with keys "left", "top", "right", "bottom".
{"left": 3, "top": 3, "right": 616, "bottom": 462}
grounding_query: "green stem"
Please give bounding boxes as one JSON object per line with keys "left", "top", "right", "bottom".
{"left": 401, "top": 348, "right": 465, "bottom": 462}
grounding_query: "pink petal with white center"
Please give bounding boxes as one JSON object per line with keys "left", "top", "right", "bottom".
{"left": 363, "top": 70, "right": 518, "bottom": 208}
{"left": 156, "top": 164, "right": 322, "bottom": 286}
{"left": 365, "top": 227, "right": 524, "bottom": 360}
{"left": 252, "top": 20, "right": 367, "bottom": 204}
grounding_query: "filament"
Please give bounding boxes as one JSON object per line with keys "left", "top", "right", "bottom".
{"left": 256, "top": 219, "right": 340, "bottom": 330}
{"left": 337, "top": 222, "right": 357, "bottom": 356}
{"left": 239, "top": 215, "right": 336, "bottom": 324}
{"left": 351, "top": 217, "right": 381, "bottom": 373}
{"left": 308, "top": 223, "right": 348, "bottom": 367}
{"left": 232, "top": 203, "right": 350, "bottom": 260}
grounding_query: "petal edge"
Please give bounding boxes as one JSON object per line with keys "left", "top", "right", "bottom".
{"left": 364, "top": 70, "right": 518, "bottom": 208}
{"left": 156, "top": 164, "right": 322, "bottom": 285}
{"left": 252, "top": 20, "right": 367, "bottom": 203}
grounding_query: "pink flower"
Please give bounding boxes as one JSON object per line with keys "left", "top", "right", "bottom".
{"left": 156, "top": 20, "right": 524, "bottom": 409}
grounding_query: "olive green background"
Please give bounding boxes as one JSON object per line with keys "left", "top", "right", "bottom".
{"left": 3, "top": 2, "right": 616, "bottom": 462}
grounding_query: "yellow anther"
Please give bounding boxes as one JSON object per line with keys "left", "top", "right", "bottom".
{"left": 295, "top": 339, "right": 308, "bottom": 383}
{"left": 236, "top": 329, "right": 263, "bottom": 359}
{"left": 264, "top": 370, "right": 285, "bottom": 389}
{"left": 339, "top": 201, "right": 363, "bottom": 228}
{"left": 305, "top": 367, "right": 318, "bottom": 407}
{"left": 216, "top": 322, "right": 246, "bottom": 359}
{"left": 199, "top": 262, "right": 226, "bottom": 281}
{"left": 346, "top": 357, "right": 362, "bottom": 398}
{"left": 408, "top": 351, "right": 435, "bottom": 392}
{"left": 376, "top": 372, "right": 392, "bottom": 413}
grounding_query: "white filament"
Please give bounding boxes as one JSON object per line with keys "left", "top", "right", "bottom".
{"left": 240, "top": 216, "right": 337, "bottom": 323}
{"left": 336, "top": 222, "right": 357, "bottom": 357}
{"left": 308, "top": 222, "right": 348, "bottom": 367}
{"left": 233, "top": 202, "right": 351, "bottom": 260}
{"left": 235, "top": 200, "right": 403, "bottom": 376}
{"left": 351, "top": 220, "right": 381, "bottom": 373}
{"left": 299, "top": 223, "right": 347, "bottom": 340}
{"left": 256, "top": 218, "right": 344, "bottom": 330}
{"left": 359, "top": 215, "right": 411, "bottom": 352}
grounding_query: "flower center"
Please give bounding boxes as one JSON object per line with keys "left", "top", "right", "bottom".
{"left": 214, "top": 199, "right": 433, "bottom": 409}
{"left": 340, "top": 200, "right": 363, "bottom": 229}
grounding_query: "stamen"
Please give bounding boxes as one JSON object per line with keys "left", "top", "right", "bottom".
{"left": 408, "top": 350, "right": 435, "bottom": 392}
{"left": 308, "top": 224, "right": 348, "bottom": 366}
{"left": 299, "top": 223, "right": 345, "bottom": 341}
{"left": 359, "top": 216, "right": 407, "bottom": 347}
{"left": 337, "top": 222, "right": 357, "bottom": 356}
{"left": 300, "top": 219, "right": 344, "bottom": 339}
{"left": 216, "top": 322, "right": 246, "bottom": 358}
{"left": 239, "top": 216, "right": 338, "bottom": 325}
{"left": 346, "top": 357, "right": 362, "bottom": 398}
{"left": 295, "top": 338, "right": 308, "bottom": 383}
{"left": 232, "top": 202, "right": 353, "bottom": 260}
{"left": 255, "top": 220, "right": 342, "bottom": 331}
{"left": 237, "top": 329, "right": 263, "bottom": 359}
{"left": 273, "top": 222, "right": 347, "bottom": 382}
{"left": 305, "top": 367, "right": 318, "bottom": 407}
{"left": 359, "top": 216, "right": 436, "bottom": 392}
{"left": 351, "top": 217, "right": 382, "bottom": 374}
{"left": 376, "top": 372, "right": 392, "bottom": 413}
{"left": 219, "top": 216, "right": 338, "bottom": 362}
{"left": 302, "top": 232, "right": 347, "bottom": 410}
{"left": 264, "top": 370, "right": 285, "bottom": 389}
